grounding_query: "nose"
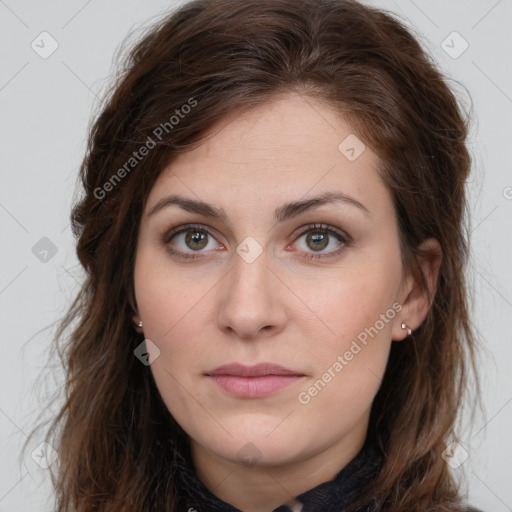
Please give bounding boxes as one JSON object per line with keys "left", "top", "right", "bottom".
{"left": 215, "top": 248, "right": 287, "bottom": 340}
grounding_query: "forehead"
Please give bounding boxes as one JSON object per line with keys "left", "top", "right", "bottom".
{"left": 145, "top": 93, "right": 393, "bottom": 219}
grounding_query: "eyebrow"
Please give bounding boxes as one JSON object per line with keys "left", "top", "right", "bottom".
{"left": 146, "top": 191, "right": 370, "bottom": 222}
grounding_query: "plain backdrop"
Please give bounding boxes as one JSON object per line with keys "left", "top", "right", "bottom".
{"left": 0, "top": 0, "right": 511, "bottom": 510}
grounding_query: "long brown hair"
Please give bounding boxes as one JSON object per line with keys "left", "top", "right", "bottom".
{"left": 27, "top": 0, "right": 483, "bottom": 510}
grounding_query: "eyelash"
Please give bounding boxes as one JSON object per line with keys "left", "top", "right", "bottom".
{"left": 160, "top": 223, "right": 351, "bottom": 261}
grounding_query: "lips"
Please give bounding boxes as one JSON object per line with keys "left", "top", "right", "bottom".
{"left": 205, "top": 363, "right": 306, "bottom": 398}
{"left": 206, "top": 362, "right": 305, "bottom": 377}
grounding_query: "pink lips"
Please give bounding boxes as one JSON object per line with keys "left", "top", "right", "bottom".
{"left": 206, "top": 363, "right": 305, "bottom": 398}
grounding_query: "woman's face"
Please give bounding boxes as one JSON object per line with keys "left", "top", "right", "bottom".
{"left": 133, "top": 92, "right": 412, "bottom": 474}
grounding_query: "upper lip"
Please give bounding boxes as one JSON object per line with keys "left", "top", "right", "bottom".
{"left": 206, "top": 362, "right": 305, "bottom": 377}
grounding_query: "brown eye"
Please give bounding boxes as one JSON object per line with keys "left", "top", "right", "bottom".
{"left": 305, "top": 231, "right": 329, "bottom": 251}
{"left": 293, "top": 223, "right": 351, "bottom": 260}
{"left": 185, "top": 230, "right": 209, "bottom": 250}
{"left": 162, "top": 224, "right": 223, "bottom": 259}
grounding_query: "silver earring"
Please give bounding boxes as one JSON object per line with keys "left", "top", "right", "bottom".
{"left": 138, "top": 320, "right": 143, "bottom": 328}
{"left": 401, "top": 322, "right": 412, "bottom": 336}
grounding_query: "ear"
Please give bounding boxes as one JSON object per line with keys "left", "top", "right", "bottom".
{"left": 392, "top": 238, "right": 442, "bottom": 341}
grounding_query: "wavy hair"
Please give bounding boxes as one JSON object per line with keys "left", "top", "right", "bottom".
{"left": 28, "top": 0, "right": 483, "bottom": 510}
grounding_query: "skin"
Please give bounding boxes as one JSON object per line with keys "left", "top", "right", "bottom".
{"left": 132, "top": 92, "right": 441, "bottom": 512}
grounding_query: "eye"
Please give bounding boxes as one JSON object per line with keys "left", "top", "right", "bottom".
{"left": 161, "top": 222, "right": 351, "bottom": 261}
{"left": 291, "top": 223, "right": 350, "bottom": 260}
{"left": 161, "top": 224, "right": 224, "bottom": 259}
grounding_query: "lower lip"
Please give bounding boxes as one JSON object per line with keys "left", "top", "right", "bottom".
{"left": 207, "top": 374, "right": 304, "bottom": 398}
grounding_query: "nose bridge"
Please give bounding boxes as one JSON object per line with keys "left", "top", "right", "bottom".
{"left": 232, "top": 249, "right": 270, "bottom": 299}
{"left": 216, "top": 245, "right": 286, "bottom": 337}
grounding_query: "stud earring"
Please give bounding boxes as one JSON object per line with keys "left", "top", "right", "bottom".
{"left": 401, "top": 322, "right": 412, "bottom": 336}
{"left": 138, "top": 320, "right": 143, "bottom": 328}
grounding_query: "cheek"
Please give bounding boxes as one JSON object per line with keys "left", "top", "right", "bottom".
{"left": 296, "top": 281, "right": 395, "bottom": 424}
{"left": 133, "top": 247, "right": 214, "bottom": 343}
{"left": 293, "top": 259, "right": 399, "bottom": 406}
{"left": 137, "top": 289, "right": 212, "bottom": 383}
{"left": 299, "top": 261, "right": 400, "bottom": 349}
{"left": 137, "top": 276, "right": 212, "bottom": 424}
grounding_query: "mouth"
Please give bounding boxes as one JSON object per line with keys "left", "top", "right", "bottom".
{"left": 205, "top": 362, "right": 306, "bottom": 398}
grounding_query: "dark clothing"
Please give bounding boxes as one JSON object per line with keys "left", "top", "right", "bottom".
{"left": 171, "top": 438, "right": 483, "bottom": 512}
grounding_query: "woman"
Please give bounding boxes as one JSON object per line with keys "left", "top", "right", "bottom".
{"left": 35, "top": 0, "right": 484, "bottom": 510}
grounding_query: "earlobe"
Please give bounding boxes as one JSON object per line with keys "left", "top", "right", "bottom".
{"left": 392, "top": 317, "right": 413, "bottom": 341}
{"left": 132, "top": 314, "right": 143, "bottom": 331}
{"left": 400, "top": 322, "right": 412, "bottom": 336}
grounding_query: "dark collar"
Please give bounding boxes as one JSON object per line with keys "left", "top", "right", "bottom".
{"left": 171, "top": 438, "right": 383, "bottom": 512}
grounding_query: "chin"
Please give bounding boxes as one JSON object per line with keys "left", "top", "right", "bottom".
{"left": 198, "top": 429, "right": 304, "bottom": 467}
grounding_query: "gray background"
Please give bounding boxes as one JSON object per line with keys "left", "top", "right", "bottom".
{"left": 0, "top": 0, "right": 511, "bottom": 510}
